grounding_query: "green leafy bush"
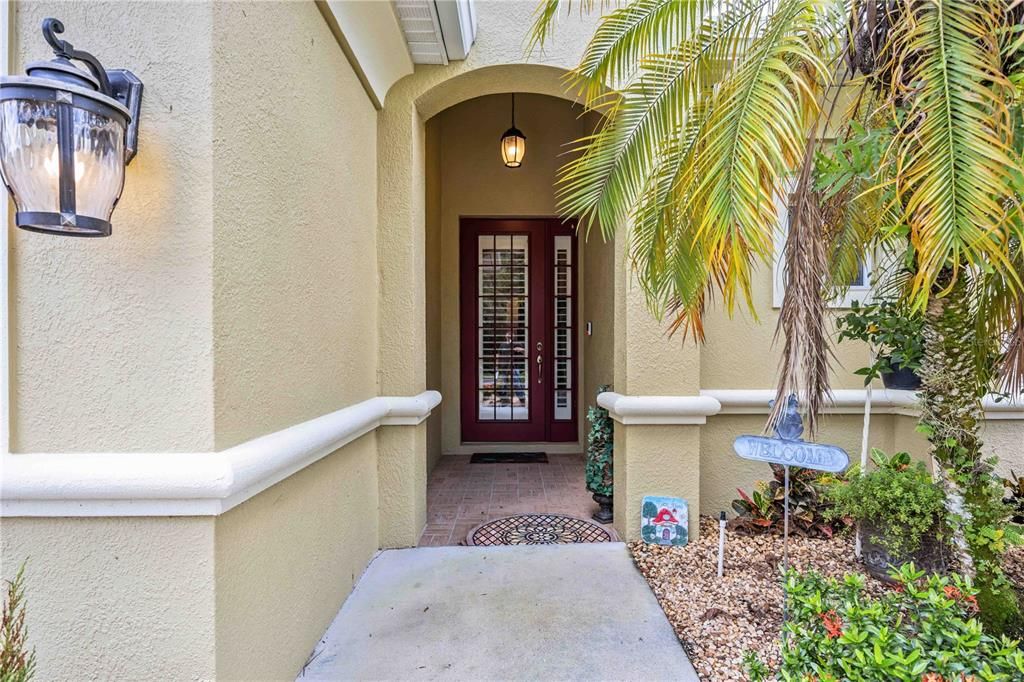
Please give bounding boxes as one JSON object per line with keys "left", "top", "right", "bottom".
{"left": 823, "top": 449, "right": 947, "bottom": 558}
{"left": 836, "top": 298, "right": 924, "bottom": 385}
{"left": 585, "top": 385, "right": 613, "bottom": 497}
{"left": 746, "top": 564, "right": 1024, "bottom": 681}
{"left": 731, "top": 464, "right": 843, "bottom": 538}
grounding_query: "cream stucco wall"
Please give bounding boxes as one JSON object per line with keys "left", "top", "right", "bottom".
{"left": 1, "top": 516, "right": 217, "bottom": 679}
{"left": 9, "top": 0, "right": 215, "bottom": 453}
{"left": 983, "top": 420, "right": 1024, "bottom": 479}
{"left": 214, "top": 433, "right": 379, "bottom": 679}
{"left": 582, "top": 230, "right": 615, "bottom": 419}
{"left": 425, "top": 118, "right": 444, "bottom": 471}
{"left": 426, "top": 93, "right": 610, "bottom": 454}
{"left": 212, "top": 0, "right": 379, "bottom": 450}
{"left": 701, "top": 263, "right": 874, "bottom": 391}
{"left": 3, "top": 2, "right": 393, "bottom": 678}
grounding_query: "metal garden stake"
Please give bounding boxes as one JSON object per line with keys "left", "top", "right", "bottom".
{"left": 717, "top": 511, "right": 726, "bottom": 578}
{"left": 732, "top": 395, "right": 850, "bottom": 634}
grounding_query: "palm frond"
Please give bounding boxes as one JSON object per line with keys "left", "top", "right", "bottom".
{"left": 574, "top": 0, "right": 709, "bottom": 104}
{"left": 527, "top": 0, "right": 609, "bottom": 55}
{"left": 885, "top": 0, "right": 1022, "bottom": 307}
{"left": 630, "top": 106, "right": 714, "bottom": 338}
{"left": 974, "top": 238, "right": 1024, "bottom": 397}
{"left": 770, "top": 135, "right": 833, "bottom": 434}
{"left": 556, "top": 0, "right": 767, "bottom": 240}
{"left": 689, "top": 0, "right": 834, "bottom": 313}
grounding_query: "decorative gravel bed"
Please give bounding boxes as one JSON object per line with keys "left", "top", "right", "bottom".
{"left": 630, "top": 516, "right": 885, "bottom": 681}
{"left": 1004, "top": 544, "right": 1024, "bottom": 591}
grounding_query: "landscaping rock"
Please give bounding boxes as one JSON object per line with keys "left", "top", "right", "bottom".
{"left": 629, "top": 516, "right": 885, "bottom": 680}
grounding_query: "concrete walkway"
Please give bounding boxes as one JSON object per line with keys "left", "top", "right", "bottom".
{"left": 299, "top": 542, "right": 699, "bottom": 681}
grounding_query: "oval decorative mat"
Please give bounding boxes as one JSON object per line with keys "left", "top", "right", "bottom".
{"left": 467, "top": 513, "right": 615, "bottom": 546}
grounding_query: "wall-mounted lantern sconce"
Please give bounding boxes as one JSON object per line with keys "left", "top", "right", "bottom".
{"left": 500, "top": 93, "right": 525, "bottom": 168}
{"left": 0, "top": 18, "right": 143, "bottom": 237}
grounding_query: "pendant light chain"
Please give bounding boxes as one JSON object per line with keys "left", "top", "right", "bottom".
{"left": 500, "top": 92, "right": 526, "bottom": 168}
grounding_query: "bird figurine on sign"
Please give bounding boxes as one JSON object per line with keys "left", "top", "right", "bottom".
{"left": 770, "top": 394, "right": 804, "bottom": 441}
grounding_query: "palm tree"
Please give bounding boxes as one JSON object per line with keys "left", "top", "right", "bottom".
{"left": 529, "top": 0, "right": 1024, "bottom": 630}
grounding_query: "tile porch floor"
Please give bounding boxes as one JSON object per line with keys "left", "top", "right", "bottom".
{"left": 418, "top": 454, "right": 615, "bottom": 546}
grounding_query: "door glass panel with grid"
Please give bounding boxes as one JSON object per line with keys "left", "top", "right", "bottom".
{"left": 460, "top": 219, "right": 576, "bottom": 443}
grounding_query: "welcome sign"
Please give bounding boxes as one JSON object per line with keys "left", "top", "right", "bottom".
{"left": 733, "top": 435, "right": 849, "bottom": 473}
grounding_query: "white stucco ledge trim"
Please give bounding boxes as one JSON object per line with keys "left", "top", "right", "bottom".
{"left": 701, "top": 389, "right": 1024, "bottom": 420}
{"left": 0, "top": 391, "right": 442, "bottom": 518}
{"left": 597, "top": 392, "right": 722, "bottom": 425}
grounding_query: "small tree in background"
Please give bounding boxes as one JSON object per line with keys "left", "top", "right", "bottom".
{"left": 1, "top": 563, "right": 36, "bottom": 682}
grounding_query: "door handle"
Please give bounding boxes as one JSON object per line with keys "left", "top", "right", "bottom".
{"left": 536, "top": 341, "right": 543, "bottom": 384}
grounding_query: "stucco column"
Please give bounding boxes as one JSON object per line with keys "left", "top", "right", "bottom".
{"left": 377, "top": 423, "right": 428, "bottom": 548}
{"left": 375, "top": 81, "right": 430, "bottom": 546}
{"left": 611, "top": 232, "right": 704, "bottom": 541}
{"left": 377, "top": 87, "right": 427, "bottom": 397}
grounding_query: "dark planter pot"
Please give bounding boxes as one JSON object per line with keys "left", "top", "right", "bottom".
{"left": 860, "top": 522, "right": 946, "bottom": 582}
{"left": 881, "top": 360, "right": 923, "bottom": 390}
{"left": 592, "top": 493, "right": 613, "bottom": 524}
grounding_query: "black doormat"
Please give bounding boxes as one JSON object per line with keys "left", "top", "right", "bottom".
{"left": 470, "top": 452, "right": 548, "bottom": 464}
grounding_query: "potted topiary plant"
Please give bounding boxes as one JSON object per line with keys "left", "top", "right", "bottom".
{"left": 824, "top": 449, "right": 947, "bottom": 580}
{"left": 585, "top": 385, "right": 613, "bottom": 523}
{"left": 836, "top": 298, "right": 925, "bottom": 390}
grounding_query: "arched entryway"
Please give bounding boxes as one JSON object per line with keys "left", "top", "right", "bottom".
{"left": 375, "top": 62, "right": 618, "bottom": 547}
{"left": 420, "top": 91, "right": 615, "bottom": 545}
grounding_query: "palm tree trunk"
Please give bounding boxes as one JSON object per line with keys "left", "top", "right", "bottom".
{"left": 919, "top": 269, "right": 1020, "bottom": 632}
{"left": 919, "top": 270, "right": 981, "bottom": 576}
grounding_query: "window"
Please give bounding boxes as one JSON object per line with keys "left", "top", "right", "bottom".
{"left": 771, "top": 194, "right": 874, "bottom": 309}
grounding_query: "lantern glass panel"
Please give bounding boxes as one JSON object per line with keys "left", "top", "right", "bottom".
{"left": 501, "top": 134, "right": 525, "bottom": 167}
{"left": 0, "top": 99, "right": 59, "bottom": 213}
{"left": 71, "top": 106, "right": 125, "bottom": 220}
{"left": 0, "top": 98, "right": 125, "bottom": 222}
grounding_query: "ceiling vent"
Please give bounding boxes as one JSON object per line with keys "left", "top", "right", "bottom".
{"left": 394, "top": 0, "right": 477, "bottom": 65}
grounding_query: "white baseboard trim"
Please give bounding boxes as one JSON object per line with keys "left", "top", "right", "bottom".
{"left": 701, "top": 388, "right": 1024, "bottom": 420}
{"left": 1, "top": 391, "right": 442, "bottom": 518}
{"left": 597, "top": 392, "right": 721, "bottom": 425}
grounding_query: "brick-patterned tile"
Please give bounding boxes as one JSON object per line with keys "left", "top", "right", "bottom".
{"left": 418, "top": 454, "right": 615, "bottom": 547}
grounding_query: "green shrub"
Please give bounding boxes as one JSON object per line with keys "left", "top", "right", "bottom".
{"left": 731, "top": 464, "right": 843, "bottom": 538}
{"left": 823, "top": 449, "right": 946, "bottom": 558}
{"left": 584, "top": 385, "right": 613, "bottom": 497}
{"left": 746, "top": 564, "right": 1024, "bottom": 681}
{"left": 836, "top": 298, "right": 924, "bottom": 385}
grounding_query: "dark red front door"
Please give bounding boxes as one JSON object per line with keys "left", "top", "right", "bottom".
{"left": 460, "top": 218, "right": 577, "bottom": 443}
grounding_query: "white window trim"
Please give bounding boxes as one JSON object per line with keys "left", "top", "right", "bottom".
{"left": 770, "top": 192, "right": 874, "bottom": 310}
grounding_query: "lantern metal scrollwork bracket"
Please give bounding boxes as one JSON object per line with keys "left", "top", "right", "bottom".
{"left": 40, "top": 18, "right": 143, "bottom": 163}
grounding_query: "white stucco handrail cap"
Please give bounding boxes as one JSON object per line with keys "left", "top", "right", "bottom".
{"left": 701, "top": 388, "right": 1023, "bottom": 419}
{"left": 701, "top": 388, "right": 917, "bottom": 414}
{"left": 1, "top": 391, "right": 442, "bottom": 517}
{"left": 597, "top": 392, "right": 721, "bottom": 425}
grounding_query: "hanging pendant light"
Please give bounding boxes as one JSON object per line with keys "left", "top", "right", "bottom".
{"left": 500, "top": 93, "right": 525, "bottom": 168}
